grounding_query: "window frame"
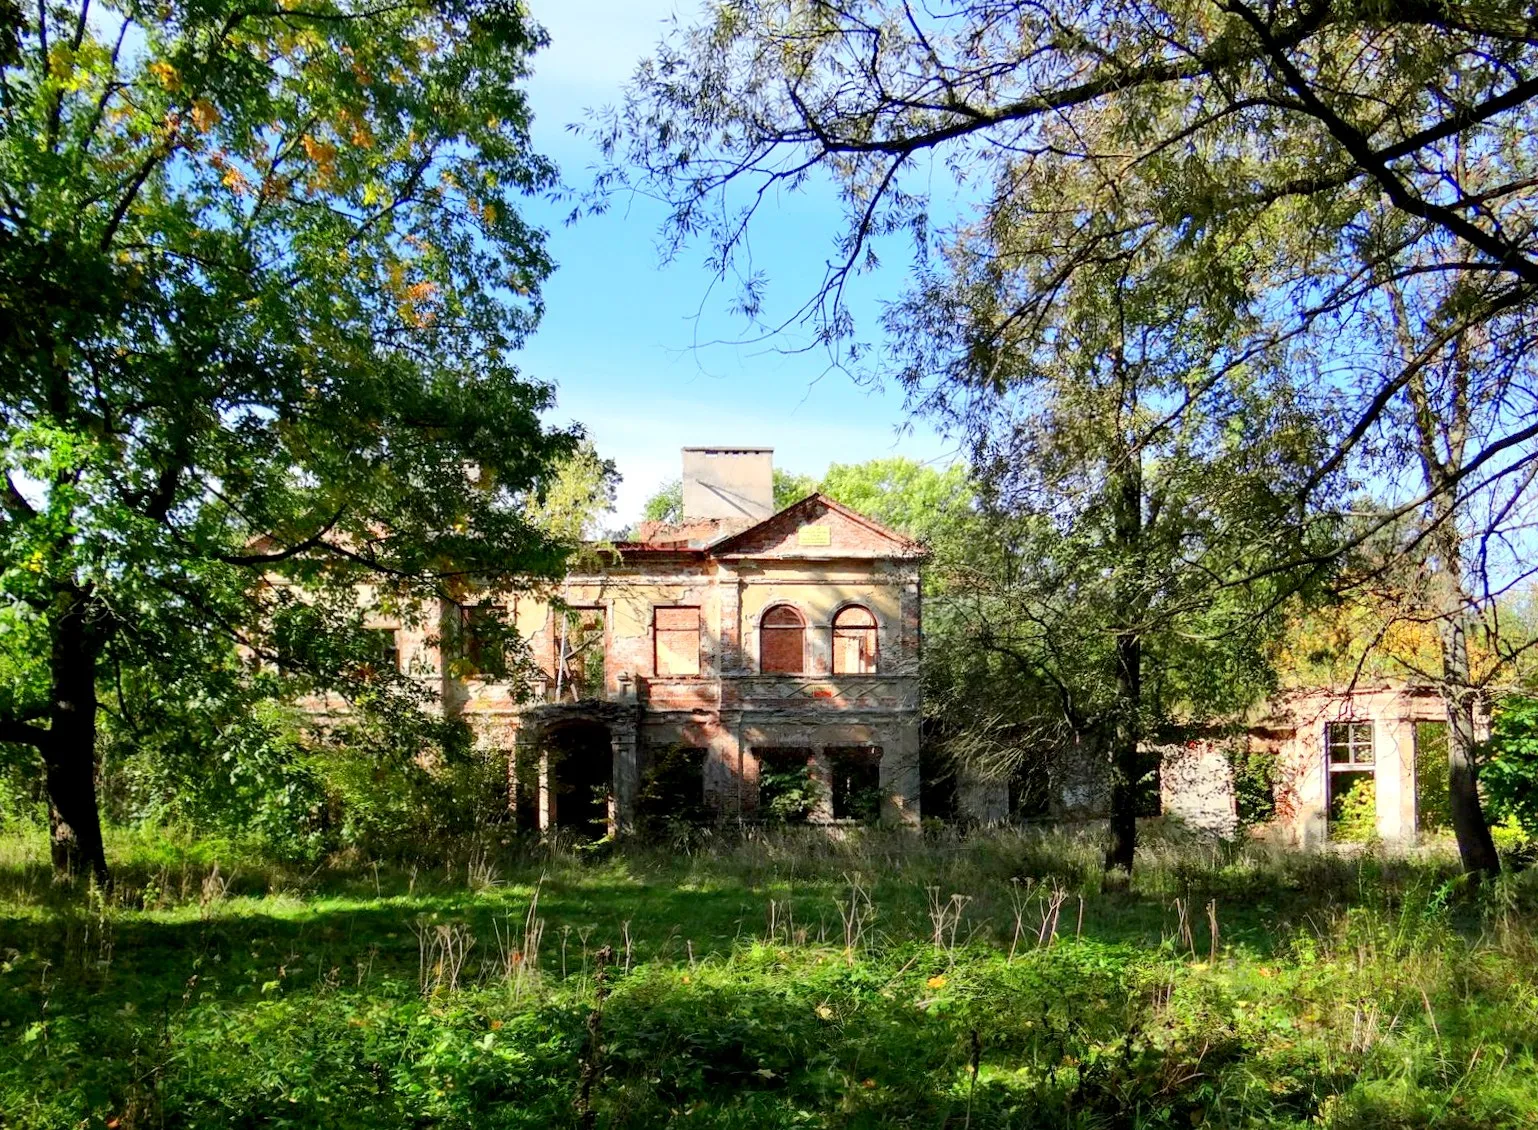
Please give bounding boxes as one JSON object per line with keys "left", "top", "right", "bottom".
{"left": 759, "top": 604, "right": 807, "bottom": 675}
{"left": 1327, "top": 721, "right": 1375, "bottom": 768}
{"left": 831, "top": 604, "right": 879, "bottom": 675}
{"left": 554, "top": 605, "right": 606, "bottom": 701}
{"left": 1325, "top": 720, "right": 1377, "bottom": 839}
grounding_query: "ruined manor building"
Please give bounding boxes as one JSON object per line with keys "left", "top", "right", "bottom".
{"left": 369, "top": 447, "right": 924, "bottom": 835}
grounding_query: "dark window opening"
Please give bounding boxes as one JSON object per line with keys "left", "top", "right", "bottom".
{"left": 361, "top": 627, "right": 399, "bottom": 679}
{"left": 1414, "top": 721, "right": 1452, "bottom": 834}
{"left": 1009, "top": 761, "right": 1051, "bottom": 820}
{"left": 509, "top": 748, "right": 539, "bottom": 832}
{"left": 919, "top": 740, "right": 958, "bottom": 822}
{"left": 760, "top": 605, "right": 805, "bottom": 674}
{"left": 832, "top": 606, "right": 878, "bottom": 674}
{"left": 828, "top": 746, "right": 882, "bottom": 821}
{"left": 637, "top": 745, "right": 709, "bottom": 830}
{"left": 755, "top": 747, "right": 816, "bottom": 822}
{"left": 555, "top": 607, "right": 606, "bottom": 700}
{"left": 654, "top": 606, "right": 701, "bottom": 676}
{"left": 458, "top": 605, "right": 506, "bottom": 678}
{"left": 546, "top": 721, "right": 612, "bottom": 838}
{"left": 1327, "top": 721, "right": 1376, "bottom": 841}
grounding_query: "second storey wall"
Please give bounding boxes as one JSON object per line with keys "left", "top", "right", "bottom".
{"left": 499, "top": 558, "right": 920, "bottom": 689}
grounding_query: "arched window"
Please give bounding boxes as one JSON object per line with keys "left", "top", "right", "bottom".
{"left": 760, "top": 605, "right": 806, "bottom": 674}
{"left": 832, "top": 606, "right": 878, "bottom": 674}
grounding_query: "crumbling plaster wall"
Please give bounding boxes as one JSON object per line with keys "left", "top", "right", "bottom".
{"left": 1266, "top": 686, "right": 1454, "bottom": 848}
{"left": 1158, "top": 741, "right": 1240, "bottom": 838}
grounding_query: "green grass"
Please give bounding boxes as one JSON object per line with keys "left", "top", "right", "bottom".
{"left": 2, "top": 822, "right": 1537, "bottom": 1128}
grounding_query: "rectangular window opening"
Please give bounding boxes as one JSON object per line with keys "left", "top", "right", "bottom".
{"left": 555, "top": 607, "right": 606, "bottom": 701}
{"left": 654, "top": 606, "right": 701, "bottom": 676}
{"left": 1326, "top": 721, "right": 1377, "bottom": 842}
{"left": 754, "top": 747, "right": 816, "bottom": 823}
{"left": 638, "top": 745, "right": 709, "bottom": 827}
{"left": 828, "top": 746, "right": 882, "bottom": 822}
{"left": 1414, "top": 721, "right": 1452, "bottom": 834}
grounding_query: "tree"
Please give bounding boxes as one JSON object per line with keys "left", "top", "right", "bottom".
{"left": 818, "top": 458, "right": 971, "bottom": 547}
{"left": 598, "top": 0, "right": 1538, "bottom": 873}
{"left": 906, "top": 161, "right": 1333, "bottom": 868}
{"left": 0, "top": 0, "right": 579, "bottom": 883}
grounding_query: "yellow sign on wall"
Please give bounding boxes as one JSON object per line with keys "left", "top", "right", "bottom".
{"left": 797, "top": 525, "right": 832, "bottom": 547}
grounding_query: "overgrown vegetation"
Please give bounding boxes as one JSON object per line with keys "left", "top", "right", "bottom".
{"left": 1, "top": 826, "right": 1535, "bottom": 1129}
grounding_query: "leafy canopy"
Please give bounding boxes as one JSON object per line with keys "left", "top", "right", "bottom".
{"left": 0, "top": 0, "right": 586, "bottom": 863}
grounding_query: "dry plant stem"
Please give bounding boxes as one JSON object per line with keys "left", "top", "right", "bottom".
{"left": 414, "top": 921, "right": 475, "bottom": 997}
{"left": 835, "top": 877, "right": 873, "bottom": 964}
{"left": 1008, "top": 879, "right": 1029, "bottom": 964}
{"left": 574, "top": 945, "right": 614, "bottom": 1130}
{"left": 1036, "top": 882, "right": 1068, "bottom": 948}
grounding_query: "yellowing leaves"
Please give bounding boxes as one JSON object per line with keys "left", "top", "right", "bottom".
{"left": 48, "top": 44, "right": 76, "bottom": 80}
{"left": 190, "top": 99, "right": 221, "bottom": 133}
{"left": 399, "top": 280, "right": 440, "bottom": 328}
{"left": 335, "top": 111, "right": 375, "bottom": 151}
{"left": 301, "top": 134, "right": 340, "bottom": 191}
{"left": 147, "top": 60, "right": 181, "bottom": 93}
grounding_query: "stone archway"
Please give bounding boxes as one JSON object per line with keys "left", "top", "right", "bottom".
{"left": 513, "top": 701, "right": 639, "bottom": 837}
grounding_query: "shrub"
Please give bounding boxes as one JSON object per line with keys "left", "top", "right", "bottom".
{"left": 1483, "top": 696, "right": 1538, "bottom": 838}
{"left": 1226, "top": 739, "right": 1277, "bottom": 828}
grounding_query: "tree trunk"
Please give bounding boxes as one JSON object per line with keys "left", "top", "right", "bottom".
{"left": 44, "top": 590, "right": 109, "bottom": 886}
{"left": 1104, "top": 630, "right": 1142, "bottom": 874}
{"left": 1104, "top": 445, "right": 1144, "bottom": 875}
{"left": 1394, "top": 302, "right": 1497, "bottom": 878}
{"left": 1438, "top": 577, "right": 1499, "bottom": 878}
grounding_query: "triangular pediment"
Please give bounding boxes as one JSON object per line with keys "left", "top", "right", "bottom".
{"left": 709, "top": 494, "right": 924, "bottom": 559}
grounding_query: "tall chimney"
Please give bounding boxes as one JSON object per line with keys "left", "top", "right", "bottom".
{"left": 681, "top": 447, "right": 775, "bottom": 520}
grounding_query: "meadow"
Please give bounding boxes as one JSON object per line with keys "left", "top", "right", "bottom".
{"left": 1, "top": 823, "right": 1535, "bottom": 1129}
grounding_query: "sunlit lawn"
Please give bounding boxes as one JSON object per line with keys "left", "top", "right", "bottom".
{"left": 1, "top": 823, "right": 1535, "bottom": 1128}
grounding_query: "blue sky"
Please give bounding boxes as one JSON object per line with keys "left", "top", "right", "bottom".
{"left": 515, "top": 0, "right": 956, "bottom": 524}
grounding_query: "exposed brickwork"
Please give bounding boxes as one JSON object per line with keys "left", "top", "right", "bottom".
{"left": 321, "top": 491, "right": 926, "bottom": 835}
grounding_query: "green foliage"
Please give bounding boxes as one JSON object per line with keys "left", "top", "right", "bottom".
{"left": 1227, "top": 741, "right": 1278, "bottom": 829}
{"left": 818, "top": 457, "right": 973, "bottom": 546}
{"left": 1414, "top": 723, "right": 1453, "bottom": 834}
{"left": 639, "top": 479, "right": 683, "bottom": 524}
{"left": 635, "top": 744, "right": 710, "bottom": 835}
{"left": 1484, "top": 696, "right": 1538, "bottom": 837}
{"left": 523, "top": 440, "right": 618, "bottom": 545}
{"left": 0, "top": 0, "right": 585, "bottom": 873}
{"left": 757, "top": 761, "right": 822, "bottom": 823}
{"left": 3, "top": 828, "right": 1538, "bottom": 1129}
{"left": 1329, "top": 775, "right": 1378, "bottom": 844}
